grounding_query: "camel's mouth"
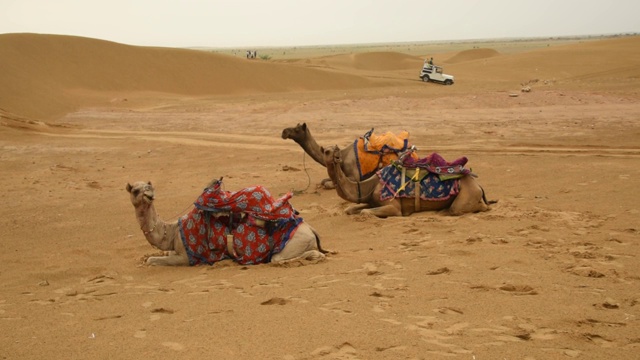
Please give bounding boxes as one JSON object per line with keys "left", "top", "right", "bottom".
{"left": 143, "top": 193, "right": 155, "bottom": 202}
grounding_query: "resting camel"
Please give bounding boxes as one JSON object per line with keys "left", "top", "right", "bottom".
{"left": 322, "top": 145, "right": 493, "bottom": 218}
{"left": 282, "top": 122, "right": 416, "bottom": 188}
{"left": 126, "top": 180, "right": 329, "bottom": 266}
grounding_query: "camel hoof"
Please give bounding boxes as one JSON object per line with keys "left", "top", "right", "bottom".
{"left": 319, "top": 178, "right": 336, "bottom": 190}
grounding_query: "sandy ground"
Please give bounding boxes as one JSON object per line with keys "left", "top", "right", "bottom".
{"left": 1, "top": 34, "right": 640, "bottom": 359}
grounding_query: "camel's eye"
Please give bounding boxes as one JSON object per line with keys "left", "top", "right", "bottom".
{"left": 132, "top": 189, "right": 140, "bottom": 196}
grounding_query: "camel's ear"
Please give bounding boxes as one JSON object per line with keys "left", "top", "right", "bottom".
{"left": 126, "top": 183, "right": 132, "bottom": 193}
{"left": 301, "top": 122, "right": 307, "bottom": 129}
{"left": 147, "top": 181, "right": 152, "bottom": 186}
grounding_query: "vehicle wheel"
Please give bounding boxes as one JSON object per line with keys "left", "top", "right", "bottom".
{"left": 444, "top": 80, "right": 453, "bottom": 85}
{"left": 422, "top": 76, "right": 430, "bottom": 82}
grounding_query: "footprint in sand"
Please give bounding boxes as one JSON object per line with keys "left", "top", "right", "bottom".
{"left": 435, "top": 307, "right": 464, "bottom": 315}
{"left": 370, "top": 291, "right": 394, "bottom": 313}
{"left": 426, "top": 267, "right": 451, "bottom": 275}
{"left": 302, "top": 277, "right": 342, "bottom": 291}
{"left": 566, "top": 265, "right": 606, "bottom": 278}
{"left": 252, "top": 281, "right": 283, "bottom": 289}
{"left": 147, "top": 307, "right": 174, "bottom": 321}
{"left": 498, "top": 284, "right": 538, "bottom": 295}
{"left": 151, "top": 307, "right": 175, "bottom": 314}
{"left": 319, "top": 300, "right": 353, "bottom": 315}
{"left": 362, "top": 262, "right": 381, "bottom": 276}
{"left": 584, "top": 333, "right": 615, "bottom": 347}
{"left": 311, "top": 342, "right": 358, "bottom": 359}
{"left": 260, "top": 297, "right": 290, "bottom": 306}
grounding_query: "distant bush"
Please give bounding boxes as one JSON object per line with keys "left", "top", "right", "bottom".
{"left": 259, "top": 54, "right": 271, "bottom": 60}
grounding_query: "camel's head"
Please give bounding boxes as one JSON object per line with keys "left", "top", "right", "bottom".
{"left": 126, "top": 181, "right": 155, "bottom": 207}
{"left": 322, "top": 145, "right": 342, "bottom": 165}
{"left": 281, "top": 122, "right": 307, "bottom": 141}
{"left": 205, "top": 177, "right": 224, "bottom": 190}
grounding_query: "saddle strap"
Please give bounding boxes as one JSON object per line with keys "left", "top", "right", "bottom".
{"left": 414, "top": 168, "right": 420, "bottom": 211}
{"left": 226, "top": 234, "right": 238, "bottom": 259}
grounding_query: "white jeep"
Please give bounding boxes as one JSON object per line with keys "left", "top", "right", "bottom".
{"left": 420, "top": 61, "right": 454, "bottom": 85}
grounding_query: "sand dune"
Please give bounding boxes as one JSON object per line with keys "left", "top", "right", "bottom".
{"left": 449, "top": 36, "right": 640, "bottom": 85}
{"left": 444, "top": 48, "right": 501, "bottom": 64}
{"left": 0, "top": 34, "right": 379, "bottom": 119}
{"left": 317, "top": 52, "right": 423, "bottom": 71}
{"left": 1, "top": 34, "right": 638, "bottom": 121}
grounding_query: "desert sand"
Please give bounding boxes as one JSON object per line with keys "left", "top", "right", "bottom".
{"left": 1, "top": 33, "right": 639, "bottom": 359}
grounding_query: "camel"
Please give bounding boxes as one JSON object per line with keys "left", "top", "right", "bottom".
{"left": 282, "top": 122, "right": 416, "bottom": 188}
{"left": 126, "top": 180, "right": 329, "bottom": 266}
{"left": 322, "top": 145, "right": 493, "bottom": 218}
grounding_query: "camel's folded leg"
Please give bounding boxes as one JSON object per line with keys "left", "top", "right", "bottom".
{"left": 146, "top": 253, "right": 189, "bottom": 266}
{"left": 320, "top": 178, "right": 336, "bottom": 190}
{"left": 449, "top": 176, "right": 490, "bottom": 215}
{"left": 345, "top": 203, "right": 371, "bottom": 215}
{"left": 360, "top": 205, "right": 403, "bottom": 218}
{"left": 272, "top": 223, "right": 327, "bottom": 263}
{"left": 271, "top": 250, "right": 325, "bottom": 264}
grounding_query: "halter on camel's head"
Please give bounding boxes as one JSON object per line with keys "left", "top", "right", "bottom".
{"left": 205, "top": 176, "right": 224, "bottom": 190}
{"left": 126, "top": 181, "right": 155, "bottom": 205}
{"left": 323, "top": 145, "right": 342, "bottom": 164}
{"left": 281, "top": 122, "right": 307, "bottom": 140}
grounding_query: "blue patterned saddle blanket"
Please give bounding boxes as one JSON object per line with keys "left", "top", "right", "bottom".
{"left": 378, "top": 162, "right": 460, "bottom": 202}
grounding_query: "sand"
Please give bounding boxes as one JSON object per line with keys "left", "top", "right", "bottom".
{"left": 1, "top": 33, "right": 639, "bottom": 359}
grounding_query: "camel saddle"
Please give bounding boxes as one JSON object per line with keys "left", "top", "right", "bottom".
{"left": 399, "top": 152, "right": 470, "bottom": 181}
{"left": 378, "top": 152, "right": 471, "bottom": 208}
{"left": 354, "top": 128, "right": 418, "bottom": 179}
{"left": 178, "top": 180, "right": 303, "bottom": 266}
{"left": 195, "top": 179, "right": 297, "bottom": 221}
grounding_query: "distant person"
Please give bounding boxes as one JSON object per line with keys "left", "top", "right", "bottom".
{"left": 247, "top": 50, "right": 251, "bottom": 59}
{"left": 429, "top": 57, "right": 434, "bottom": 65}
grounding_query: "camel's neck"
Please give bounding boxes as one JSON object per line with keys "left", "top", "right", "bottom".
{"left": 135, "top": 204, "right": 177, "bottom": 251}
{"left": 294, "top": 129, "right": 326, "bottom": 167}
{"left": 326, "top": 157, "right": 378, "bottom": 204}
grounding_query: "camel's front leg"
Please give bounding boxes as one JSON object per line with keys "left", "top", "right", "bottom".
{"left": 360, "top": 205, "right": 403, "bottom": 218}
{"left": 345, "top": 203, "right": 371, "bottom": 215}
{"left": 319, "top": 178, "right": 336, "bottom": 190}
{"left": 146, "top": 252, "right": 189, "bottom": 266}
{"left": 271, "top": 250, "right": 325, "bottom": 264}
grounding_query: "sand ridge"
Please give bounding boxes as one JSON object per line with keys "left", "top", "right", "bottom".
{"left": 444, "top": 48, "right": 501, "bottom": 64}
{"left": 2, "top": 33, "right": 639, "bottom": 120}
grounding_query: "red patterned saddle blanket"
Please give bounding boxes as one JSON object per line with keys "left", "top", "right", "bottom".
{"left": 178, "top": 180, "right": 302, "bottom": 266}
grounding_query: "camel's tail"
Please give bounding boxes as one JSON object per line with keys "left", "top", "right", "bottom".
{"left": 481, "top": 186, "right": 498, "bottom": 206}
{"left": 309, "top": 224, "right": 334, "bottom": 255}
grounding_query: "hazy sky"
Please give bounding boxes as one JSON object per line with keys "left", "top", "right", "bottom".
{"left": 1, "top": 0, "right": 638, "bottom": 48}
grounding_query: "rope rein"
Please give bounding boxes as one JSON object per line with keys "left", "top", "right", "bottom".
{"left": 292, "top": 152, "right": 312, "bottom": 195}
{"left": 165, "top": 203, "right": 194, "bottom": 222}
